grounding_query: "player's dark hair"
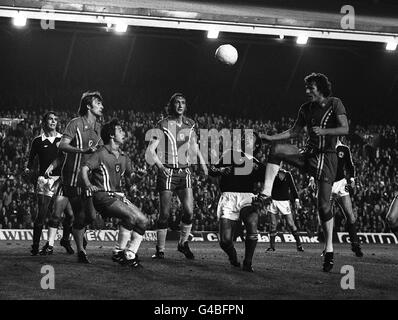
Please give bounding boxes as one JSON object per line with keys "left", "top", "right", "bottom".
{"left": 101, "top": 118, "right": 119, "bottom": 144}
{"left": 78, "top": 90, "right": 103, "bottom": 116}
{"left": 41, "top": 111, "right": 57, "bottom": 130}
{"left": 304, "top": 73, "right": 332, "bottom": 97}
{"left": 241, "top": 130, "right": 262, "bottom": 154}
{"left": 167, "top": 92, "right": 186, "bottom": 116}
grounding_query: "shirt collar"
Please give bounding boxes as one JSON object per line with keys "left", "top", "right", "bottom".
{"left": 104, "top": 145, "right": 124, "bottom": 156}
{"left": 41, "top": 132, "right": 62, "bottom": 143}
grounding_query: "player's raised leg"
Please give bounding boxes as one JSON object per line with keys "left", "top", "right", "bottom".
{"left": 318, "top": 181, "right": 334, "bottom": 272}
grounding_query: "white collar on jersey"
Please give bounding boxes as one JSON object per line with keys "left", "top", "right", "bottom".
{"left": 41, "top": 132, "right": 62, "bottom": 143}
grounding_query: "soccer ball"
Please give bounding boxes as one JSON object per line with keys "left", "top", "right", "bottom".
{"left": 215, "top": 44, "right": 238, "bottom": 66}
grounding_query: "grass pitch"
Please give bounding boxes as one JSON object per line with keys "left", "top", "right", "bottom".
{"left": 0, "top": 241, "right": 397, "bottom": 300}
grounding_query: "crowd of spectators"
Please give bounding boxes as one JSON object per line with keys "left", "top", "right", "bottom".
{"left": 0, "top": 107, "right": 397, "bottom": 236}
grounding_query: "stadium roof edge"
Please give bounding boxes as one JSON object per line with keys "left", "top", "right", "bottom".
{"left": 0, "top": 0, "right": 397, "bottom": 42}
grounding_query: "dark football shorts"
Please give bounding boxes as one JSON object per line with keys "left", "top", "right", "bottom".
{"left": 57, "top": 184, "right": 92, "bottom": 198}
{"left": 301, "top": 148, "right": 338, "bottom": 184}
{"left": 156, "top": 167, "right": 192, "bottom": 192}
{"left": 93, "top": 191, "right": 134, "bottom": 217}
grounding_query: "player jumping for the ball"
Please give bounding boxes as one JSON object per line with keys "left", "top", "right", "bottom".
{"left": 147, "top": 93, "right": 208, "bottom": 260}
{"left": 81, "top": 119, "right": 148, "bottom": 268}
{"left": 255, "top": 73, "right": 349, "bottom": 272}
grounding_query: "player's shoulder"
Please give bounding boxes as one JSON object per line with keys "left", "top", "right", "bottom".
{"left": 182, "top": 116, "right": 195, "bottom": 127}
{"left": 300, "top": 101, "right": 311, "bottom": 112}
{"left": 157, "top": 117, "right": 169, "bottom": 128}
{"left": 65, "top": 116, "right": 82, "bottom": 128}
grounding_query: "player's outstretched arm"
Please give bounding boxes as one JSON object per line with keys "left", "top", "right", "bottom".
{"left": 260, "top": 122, "right": 303, "bottom": 142}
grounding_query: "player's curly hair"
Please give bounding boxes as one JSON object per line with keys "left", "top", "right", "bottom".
{"left": 78, "top": 90, "right": 103, "bottom": 116}
{"left": 304, "top": 73, "right": 332, "bottom": 97}
{"left": 166, "top": 92, "right": 186, "bottom": 116}
{"left": 101, "top": 118, "right": 119, "bottom": 144}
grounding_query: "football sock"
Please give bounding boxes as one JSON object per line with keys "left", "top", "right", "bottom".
{"left": 117, "top": 225, "right": 131, "bottom": 250}
{"left": 127, "top": 231, "right": 143, "bottom": 256}
{"left": 292, "top": 230, "right": 302, "bottom": 246}
{"left": 157, "top": 229, "right": 168, "bottom": 252}
{"left": 48, "top": 227, "right": 58, "bottom": 247}
{"left": 347, "top": 222, "right": 359, "bottom": 245}
{"left": 269, "top": 232, "right": 276, "bottom": 249}
{"left": 262, "top": 163, "right": 280, "bottom": 196}
{"left": 179, "top": 223, "right": 192, "bottom": 244}
{"left": 32, "top": 224, "right": 43, "bottom": 246}
{"left": 62, "top": 222, "right": 72, "bottom": 241}
{"left": 244, "top": 237, "right": 258, "bottom": 265}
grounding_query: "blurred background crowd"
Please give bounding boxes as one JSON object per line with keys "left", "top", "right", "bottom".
{"left": 0, "top": 107, "right": 397, "bottom": 235}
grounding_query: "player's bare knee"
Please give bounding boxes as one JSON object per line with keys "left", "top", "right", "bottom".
{"left": 181, "top": 213, "right": 193, "bottom": 225}
{"left": 48, "top": 219, "right": 60, "bottom": 229}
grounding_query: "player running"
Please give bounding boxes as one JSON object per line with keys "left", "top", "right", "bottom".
{"left": 209, "top": 131, "right": 263, "bottom": 272}
{"left": 256, "top": 73, "right": 349, "bottom": 272}
{"left": 81, "top": 119, "right": 148, "bottom": 268}
{"left": 266, "top": 167, "right": 304, "bottom": 252}
{"left": 25, "top": 111, "right": 74, "bottom": 256}
{"left": 146, "top": 93, "right": 208, "bottom": 260}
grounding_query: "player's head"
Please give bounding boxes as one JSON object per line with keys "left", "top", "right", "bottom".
{"left": 167, "top": 93, "right": 186, "bottom": 116}
{"left": 101, "top": 119, "right": 125, "bottom": 145}
{"left": 41, "top": 111, "right": 58, "bottom": 132}
{"left": 241, "top": 130, "right": 262, "bottom": 154}
{"left": 78, "top": 90, "right": 104, "bottom": 117}
{"left": 304, "top": 73, "right": 332, "bottom": 101}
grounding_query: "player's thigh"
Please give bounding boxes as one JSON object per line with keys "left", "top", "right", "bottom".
{"left": 64, "top": 199, "right": 74, "bottom": 219}
{"left": 176, "top": 188, "right": 194, "bottom": 214}
{"left": 386, "top": 196, "right": 398, "bottom": 225}
{"left": 106, "top": 199, "right": 141, "bottom": 223}
{"left": 84, "top": 196, "right": 96, "bottom": 221}
{"left": 53, "top": 196, "right": 69, "bottom": 218}
{"left": 337, "top": 196, "right": 356, "bottom": 223}
{"left": 159, "top": 191, "right": 173, "bottom": 217}
{"left": 219, "top": 218, "right": 235, "bottom": 243}
{"left": 274, "top": 144, "right": 305, "bottom": 168}
{"left": 36, "top": 194, "right": 52, "bottom": 221}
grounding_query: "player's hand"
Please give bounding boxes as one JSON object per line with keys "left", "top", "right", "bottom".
{"left": 345, "top": 178, "right": 355, "bottom": 192}
{"left": 295, "top": 199, "right": 301, "bottom": 210}
{"left": 86, "top": 184, "right": 99, "bottom": 193}
{"left": 308, "top": 177, "right": 316, "bottom": 191}
{"left": 158, "top": 165, "right": 171, "bottom": 177}
{"left": 220, "top": 167, "right": 232, "bottom": 176}
{"left": 201, "top": 165, "right": 209, "bottom": 177}
{"left": 252, "top": 193, "right": 272, "bottom": 210}
{"left": 83, "top": 147, "right": 97, "bottom": 154}
{"left": 312, "top": 127, "right": 326, "bottom": 136}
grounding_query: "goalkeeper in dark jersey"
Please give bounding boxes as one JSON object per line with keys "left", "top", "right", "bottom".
{"left": 209, "top": 130, "right": 264, "bottom": 272}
